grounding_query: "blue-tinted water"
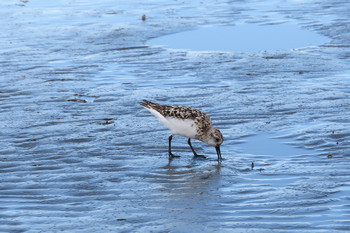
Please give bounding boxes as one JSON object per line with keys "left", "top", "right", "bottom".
{"left": 1, "top": 0, "right": 350, "bottom": 232}
{"left": 149, "top": 24, "right": 329, "bottom": 52}
{"left": 239, "top": 133, "right": 313, "bottom": 156}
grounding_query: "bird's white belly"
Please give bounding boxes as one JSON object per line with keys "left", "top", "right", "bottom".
{"left": 146, "top": 107, "right": 197, "bottom": 138}
{"left": 162, "top": 117, "right": 197, "bottom": 138}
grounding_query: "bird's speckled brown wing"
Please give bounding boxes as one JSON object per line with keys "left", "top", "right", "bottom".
{"left": 141, "top": 100, "right": 207, "bottom": 119}
{"left": 141, "top": 99, "right": 213, "bottom": 137}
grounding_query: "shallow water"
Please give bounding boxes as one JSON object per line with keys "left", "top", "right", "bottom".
{"left": 148, "top": 24, "right": 329, "bottom": 52}
{"left": 238, "top": 133, "right": 313, "bottom": 157}
{"left": 1, "top": 0, "right": 350, "bottom": 232}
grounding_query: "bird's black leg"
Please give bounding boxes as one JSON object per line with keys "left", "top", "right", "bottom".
{"left": 188, "top": 138, "right": 206, "bottom": 158}
{"left": 168, "top": 135, "right": 180, "bottom": 158}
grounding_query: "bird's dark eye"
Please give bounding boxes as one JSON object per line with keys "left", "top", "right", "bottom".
{"left": 215, "top": 138, "right": 220, "bottom": 142}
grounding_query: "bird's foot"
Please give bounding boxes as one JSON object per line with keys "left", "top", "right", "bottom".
{"left": 169, "top": 153, "right": 180, "bottom": 159}
{"left": 194, "top": 153, "right": 206, "bottom": 159}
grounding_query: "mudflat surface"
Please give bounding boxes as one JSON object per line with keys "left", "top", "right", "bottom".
{"left": 1, "top": 0, "right": 350, "bottom": 232}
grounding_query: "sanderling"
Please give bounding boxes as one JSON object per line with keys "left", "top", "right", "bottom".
{"left": 140, "top": 99, "right": 223, "bottom": 160}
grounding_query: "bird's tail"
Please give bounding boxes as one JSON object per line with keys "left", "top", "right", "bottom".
{"left": 140, "top": 99, "right": 168, "bottom": 114}
{"left": 139, "top": 99, "right": 152, "bottom": 109}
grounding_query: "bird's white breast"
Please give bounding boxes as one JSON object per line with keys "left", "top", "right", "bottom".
{"left": 146, "top": 107, "right": 197, "bottom": 138}
{"left": 165, "top": 117, "right": 197, "bottom": 138}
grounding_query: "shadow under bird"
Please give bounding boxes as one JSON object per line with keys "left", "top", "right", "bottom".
{"left": 140, "top": 99, "right": 223, "bottom": 160}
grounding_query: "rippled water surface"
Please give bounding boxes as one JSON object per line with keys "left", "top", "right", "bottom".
{"left": 1, "top": 0, "right": 350, "bottom": 232}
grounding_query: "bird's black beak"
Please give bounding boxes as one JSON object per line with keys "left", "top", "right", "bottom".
{"left": 216, "top": 146, "right": 222, "bottom": 160}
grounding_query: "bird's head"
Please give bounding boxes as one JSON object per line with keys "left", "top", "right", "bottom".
{"left": 204, "top": 127, "right": 223, "bottom": 160}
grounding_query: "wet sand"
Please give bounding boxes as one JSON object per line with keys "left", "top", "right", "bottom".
{"left": 1, "top": 0, "right": 350, "bottom": 232}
